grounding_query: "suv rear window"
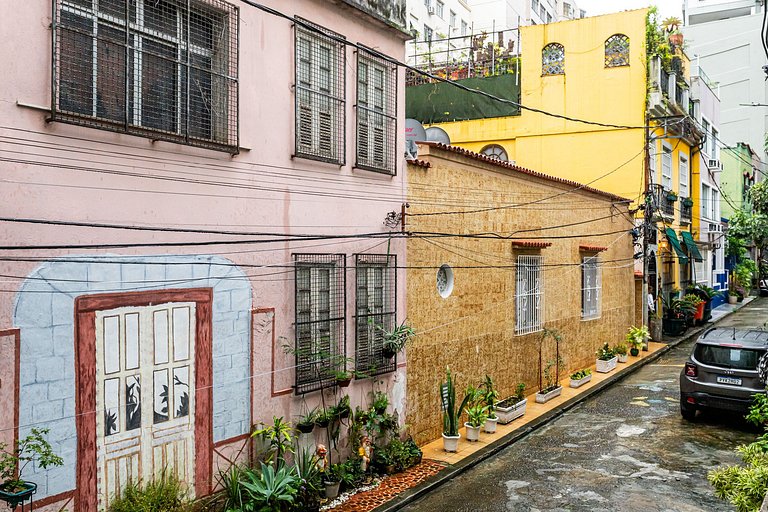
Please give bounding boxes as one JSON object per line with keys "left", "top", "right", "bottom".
{"left": 695, "top": 344, "right": 764, "bottom": 370}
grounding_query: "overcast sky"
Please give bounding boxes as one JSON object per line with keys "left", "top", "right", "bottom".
{"left": 576, "top": 1, "right": 683, "bottom": 20}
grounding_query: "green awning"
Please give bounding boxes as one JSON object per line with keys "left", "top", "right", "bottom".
{"left": 680, "top": 231, "right": 704, "bottom": 262}
{"left": 665, "top": 228, "right": 689, "bottom": 264}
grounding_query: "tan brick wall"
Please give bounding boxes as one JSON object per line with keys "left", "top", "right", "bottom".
{"left": 405, "top": 146, "right": 636, "bottom": 445}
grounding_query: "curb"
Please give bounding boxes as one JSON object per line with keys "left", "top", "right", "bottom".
{"left": 372, "top": 301, "right": 755, "bottom": 512}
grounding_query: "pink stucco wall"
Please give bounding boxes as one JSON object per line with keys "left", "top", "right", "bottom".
{"left": 0, "top": 0, "right": 409, "bottom": 500}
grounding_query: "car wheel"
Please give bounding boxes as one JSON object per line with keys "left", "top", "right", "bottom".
{"left": 680, "top": 402, "right": 697, "bottom": 421}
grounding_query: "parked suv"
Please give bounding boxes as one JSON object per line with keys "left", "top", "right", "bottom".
{"left": 680, "top": 327, "right": 768, "bottom": 420}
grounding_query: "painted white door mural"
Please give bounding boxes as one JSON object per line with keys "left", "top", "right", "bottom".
{"left": 95, "top": 302, "right": 196, "bottom": 508}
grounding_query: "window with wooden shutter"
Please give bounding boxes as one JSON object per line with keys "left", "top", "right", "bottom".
{"left": 355, "top": 254, "right": 397, "bottom": 376}
{"left": 356, "top": 48, "right": 397, "bottom": 174}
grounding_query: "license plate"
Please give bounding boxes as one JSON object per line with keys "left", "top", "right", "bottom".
{"left": 717, "top": 376, "right": 742, "bottom": 386}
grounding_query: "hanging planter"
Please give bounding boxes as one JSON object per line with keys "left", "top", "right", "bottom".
{"left": 666, "top": 192, "right": 678, "bottom": 202}
{"left": 683, "top": 198, "right": 694, "bottom": 208}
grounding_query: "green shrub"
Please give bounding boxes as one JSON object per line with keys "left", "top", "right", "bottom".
{"left": 108, "top": 471, "right": 190, "bottom": 512}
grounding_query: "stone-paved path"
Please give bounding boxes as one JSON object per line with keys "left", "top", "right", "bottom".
{"left": 330, "top": 460, "right": 446, "bottom": 511}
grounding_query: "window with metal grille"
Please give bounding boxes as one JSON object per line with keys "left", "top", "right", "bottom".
{"left": 581, "top": 256, "right": 601, "bottom": 320}
{"left": 542, "top": 43, "right": 564, "bottom": 75}
{"left": 294, "top": 254, "right": 346, "bottom": 394}
{"left": 356, "top": 49, "right": 397, "bottom": 175}
{"left": 295, "top": 19, "right": 345, "bottom": 165}
{"left": 355, "top": 254, "right": 397, "bottom": 377}
{"left": 53, "top": 0, "right": 239, "bottom": 153}
{"left": 515, "top": 255, "right": 543, "bottom": 335}
{"left": 605, "top": 34, "right": 629, "bottom": 67}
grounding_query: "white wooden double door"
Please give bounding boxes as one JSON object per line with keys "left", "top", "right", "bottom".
{"left": 94, "top": 302, "right": 196, "bottom": 508}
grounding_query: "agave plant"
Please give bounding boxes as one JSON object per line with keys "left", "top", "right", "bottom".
{"left": 440, "top": 367, "right": 472, "bottom": 437}
{"left": 240, "top": 462, "right": 299, "bottom": 510}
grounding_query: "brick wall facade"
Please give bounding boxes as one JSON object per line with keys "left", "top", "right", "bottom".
{"left": 405, "top": 145, "right": 636, "bottom": 445}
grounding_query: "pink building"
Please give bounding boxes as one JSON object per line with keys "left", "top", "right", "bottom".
{"left": 0, "top": 0, "right": 409, "bottom": 510}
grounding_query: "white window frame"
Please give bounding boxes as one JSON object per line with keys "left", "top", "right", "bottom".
{"left": 679, "top": 153, "right": 689, "bottom": 198}
{"left": 701, "top": 118, "right": 711, "bottom": 156}
{"left": 710, "top": 127, "right": 719, "bottom": 160}
{"left": 515, "top": 255, "right": 544, "bottom": 335}
{"left": 460, "top": 20, "right": 468, "bottom": 36}
{"left": 661, "top": 143, "right": 673, "bottom": 190}
{"left": 649, "top": 141, "right": 657, "bottom": 183}
{"left": 701, "top": 183, "right": 711, "bottom": 221}
{"left": 449, "top": 10, "right": 456, "bottom": 28}
{"left": 436, "top": 0, "right": 444, "bottom": 18}
{"left": 711, "top": 189, "right": 719, "bottom": 221}
{"left": 581, "top": 256, "right": 601, "bottom": 320}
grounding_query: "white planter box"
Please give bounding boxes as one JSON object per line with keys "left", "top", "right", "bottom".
{"left": 617, "top": 353, "right": 628, "bottom": 363}
{"left": 464, "top": 423, "right": 482, "bottom": 442}
{"left": 442, "top": 433, "right": 460, "bottom": 452}
{"left": 596, "top": 356, "right": 618, "bottom": 373}
{"left": 569, "top": 374, "right": 592, "bottom": 388}
{"left": 495, "top": 398, "right": 527, "bottom": 424}
{"left": 484, "top": 416, "right": 498, "bottom": 434}
{"left": 535, "top": 386, "right": 562, "bottom": 404}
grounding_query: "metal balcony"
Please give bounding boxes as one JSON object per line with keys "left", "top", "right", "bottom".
{"left": 651, "top": 184, "right": 676, "bottom": 218}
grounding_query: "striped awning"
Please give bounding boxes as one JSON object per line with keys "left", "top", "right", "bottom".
{"left": 680, "top": 231, "right": 704, "bottom": 262}
{"left": 665, "top": 228, "right": 689, "bottom": 264}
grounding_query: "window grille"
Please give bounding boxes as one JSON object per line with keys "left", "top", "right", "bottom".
{"left": 294, "top": 19, "right": 345, "bottom": 165}
{"left": 515, "top": 255, "right": 543, "bottom": 335}
{"left": 542, "top": 43, "right": 564, "bottom": 75}
{"left": 605, "top": 34, "right": 629, "bottom": 67}
{"left": 355, "top": 254, "right": 397, "bottom": 377}
{"left": 356, "top": 49, "right": 397, "bottom": 175}
{"left": 53, "top": 0, "right": 239, "bottom": 153}
{"left": 293, "top": 254, "right": 346, "bottom": 394}
{"left": 480, "top": 144, "right": 508, "bottom": 161}
{"left": 581, "top": 256, "right": 601, "bottom": 320}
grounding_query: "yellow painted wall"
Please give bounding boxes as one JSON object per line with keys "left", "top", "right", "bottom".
{"left": 436, "top": 9, "right": 650, "bottom": 203}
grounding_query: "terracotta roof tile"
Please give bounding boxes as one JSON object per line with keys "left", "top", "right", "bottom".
{"left": 420, "top": 142, "right": 631, "bottom": 203}
{"left": 511, "top": 240, "right": 553, "bottom": 248}
{"left": 406, "top": 158, "right": 431, "bottom": 169}
{"left": 579, "top": 245, "right": 608, "bottom": 252}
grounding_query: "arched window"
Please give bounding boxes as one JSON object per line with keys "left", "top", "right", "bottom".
{"left": 480, "top": 144, "right": 509, "bottom": 161}
{"left": 605, "top": 34, "right": 630, "bottom": 67}
{"left": 542, "top": 43, "right": 565, "bottom": 75}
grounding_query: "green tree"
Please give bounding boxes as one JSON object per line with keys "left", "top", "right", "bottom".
{"left": 728, "top": 182, "right": 768, "bottom": 284}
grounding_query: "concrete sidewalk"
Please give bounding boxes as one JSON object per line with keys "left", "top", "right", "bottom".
{"left": 370, "top": 297, "right": 760, "bottom": 512}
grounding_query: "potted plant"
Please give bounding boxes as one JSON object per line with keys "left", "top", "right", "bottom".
{"left": 440, "top": 367, "right": 471, "bottom": 452}
{"left": 334, "top": 370, "right": 353, "bottom": 388}
{"left": 662, "top": 297, "right": 694, "bottom": 336}
{"left": 596, "top": 343, "right": 618, "bottom": 373}
{"left": 614, "top": 343, "right": 629, "bottom": 363}
{"left": 463, "top": 386, "right": 487, "bottom": 442}
{"left": 662, "top": 16, "right": 684, "bottom": 46}
{"left": 0, "top": 428, "right": 63, "bottom": 509}
{"left": 536, "top": 357, "right": 565, "bottom": 403}
{"left": 495, "top": 383, "right": 527, "bottom": 424}
{"left": 379, "top": 319, "right": 416, "bottom": 358}
{"left": 315, "top": 409, "right": 332, "bottom": 429}
{"left": 569, "top": 368, "right": 592, "bottom": 388}
{"left": 330, "top": 395, "right": 351, "bottom": 421}
{"left": 683, "top": 294, "right": 705, "bottom": 324}
{"left": 682, "top": 197, "right": 694, "bottom": 208}
{"left": 296, "top": 408, "right": 317, "bottom": 434}
{"left": 370, "top": 391, "right": 389, "bottom": 415}
{"left": 626, "top": 325, "right": 649, "bottom": 357}
{"left": 728, "top": 289, "right": 739, "bottom": 304}
{"left": 481, "top": 375, "right": 500, "bottom": 433}
{"left": 666, "top": 190, "right": 678, "bottom": 202}
{"left": 323, "top": 463, "right": 343, "bottom": 499}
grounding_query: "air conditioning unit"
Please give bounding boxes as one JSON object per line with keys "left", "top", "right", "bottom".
{"left": 427, "top": 5, "right": 435, "bottom": 14}
{"left": 707, "top": 222, "right": 722, "bottom": 233}
{"left": 708, "top": 158, "right": 722, "bottom": 170}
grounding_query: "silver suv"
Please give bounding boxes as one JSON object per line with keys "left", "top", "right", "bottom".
{"left": 680, "top": 327, "right": 768, "bottom": 420}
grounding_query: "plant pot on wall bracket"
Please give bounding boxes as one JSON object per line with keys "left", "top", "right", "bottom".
{"left": 666, "top": 192, "right": 678, "bottom": 202}
{"left": 683, "top": 198, "right": 694, "bottom": 208}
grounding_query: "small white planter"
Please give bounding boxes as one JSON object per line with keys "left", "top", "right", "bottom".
{"left": 617, "top": 353, "right": 629, "bottom": 363}
{"left": 484, "top": 416, "right": 498, "bottom": 434}
{"left": 569, "top": 374, "right": 592, "bottom": 388}
{"left": 464, "top": 423, "right": 482, "bottom": 442}
{"left": 596, "top": 356, "right": 618, "bottom": 373}
{"left": 535, "top": 386, "right": 562, "bottom": 404}
{"left": 495, "top": 398, "right": 527, "bottom": 424}
{"left": 442, "top": 433, "right": 461, "bottom": 452}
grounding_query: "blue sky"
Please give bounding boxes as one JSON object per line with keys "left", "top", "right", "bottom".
{"left": 577, "top": 1, "right": 683, "bottom": 20}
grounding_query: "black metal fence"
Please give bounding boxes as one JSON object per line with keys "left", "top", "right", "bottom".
{"left": 355, "top": 254, "right": 397, "bottom": 377}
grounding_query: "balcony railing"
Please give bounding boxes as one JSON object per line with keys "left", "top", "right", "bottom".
{"left": 652, "top": 184, "right": 676, "bottom": 217}
{"left": 680, "top": 199, "right": 692, "bottom": 223}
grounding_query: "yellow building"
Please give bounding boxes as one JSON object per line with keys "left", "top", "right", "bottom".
{"left": 414, "top": 8, "right": 705, "bottom": 313}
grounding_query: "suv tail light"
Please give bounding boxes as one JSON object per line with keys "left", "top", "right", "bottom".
{"left": 685, "top": 362, "right": 698, "bottom": 378}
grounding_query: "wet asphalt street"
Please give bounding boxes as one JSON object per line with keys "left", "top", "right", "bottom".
{"left": 404, "top": 299, "right": 768, "bottom": 512}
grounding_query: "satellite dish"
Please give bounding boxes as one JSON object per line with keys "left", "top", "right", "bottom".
{"left": 405, "top": 119, "right": 426, "bottom": 159}
{"left": 425, "top": 126, "right": 451, "bottom": 145}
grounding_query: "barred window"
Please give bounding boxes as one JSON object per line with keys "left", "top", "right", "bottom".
{"left": 480, "top": 144, "right": 508, "bottom": 161}
{"left": 53, "top": 0, "right": 239, "bottom": 153}
{"left": 581, "top": 256, "right": 601, "bottom": 320}
{"left": 355, "top": 254, "right": 397, "bottom": 376}
{"left": 542, "top": 43, "right": 564, "bottom": 75}
{"left": 356, "top": 49, "right": 397, "bottom": 175}
{"left": 294, "top": 254, "right": 346, "bottom": 394}
{"left": 295, "top": 19, "right": 345, "bottom": 165}
{"left": 515, "top": 255, "right": 543, "bottom": 335}
{"left": 605, "top": 34, "right": 629, "bottom": 67}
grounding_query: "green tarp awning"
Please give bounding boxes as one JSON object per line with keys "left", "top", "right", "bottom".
{"left": 665, "top": 228, "right": 689, "bottom": 264}
{"left": 680, "top": 231, "right": 704, "bottom": 262}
